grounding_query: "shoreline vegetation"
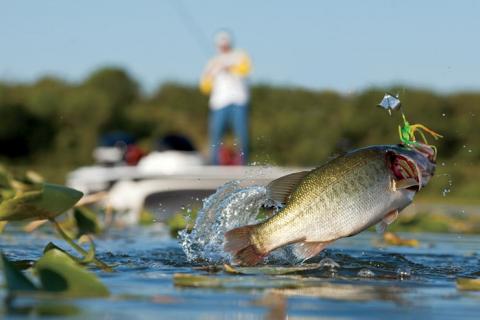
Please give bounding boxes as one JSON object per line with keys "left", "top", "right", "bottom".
{"left": 0, "top": 67, "right": 478, "bottom": 205}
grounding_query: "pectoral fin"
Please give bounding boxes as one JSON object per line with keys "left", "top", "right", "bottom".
{"left": 292, "top": 241, "right": 331, "bottom": 261}
{"left": 383, "top": 210, "right": 399, "bottom": 225}
{"left": 267, "top": 170, "right": 310, "bottom": 205}
{"left": 376, "top": 210, "right": 399, "bottom": 234}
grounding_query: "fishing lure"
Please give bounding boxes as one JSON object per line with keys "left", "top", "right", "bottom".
{"left": 378, "top": 93, "right": 443, "bottom": 147}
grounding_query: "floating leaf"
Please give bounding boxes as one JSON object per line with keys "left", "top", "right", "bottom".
{"left": 0, "top": 183, "right": 83, "bottom": 221}
{"left": 173, "top": 273, "right": 308, "bottom": 289}
{"left": 43, "top": 242, "right": 78, "bottom": 261}
{"left": 74, "top": 206, "right": 101, "bottom": 237}
{"left": 35, "top": 249, "right": 109, "bottom": 298}
{"left": 223, "top": 263, "right": 322, "bottom": 275}
{"left": 1, "top": 253, "right": 38, "bottom": 293}
{"left": 192, "top": 265, "right": 223, "bottom": 273}
{"left": 457, "top": 278, "right": 480, "bottom": 291}
{"left": 383, "top": 232, "right": 419, "bottom": 247}
{"left": 173, "top": 274, "right": 226, "bottom": 288}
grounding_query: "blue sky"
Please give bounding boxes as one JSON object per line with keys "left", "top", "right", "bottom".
{"left": 1, "top": 0, "right": 479, "bottom": 93}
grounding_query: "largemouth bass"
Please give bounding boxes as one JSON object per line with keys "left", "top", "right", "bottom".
{"left": 224, "top": 143, "right": 436, "bottom": 266}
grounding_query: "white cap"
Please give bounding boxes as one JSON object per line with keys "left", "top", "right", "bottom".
{"left": 215, "top": 30, "right": 232, "bottom": 47}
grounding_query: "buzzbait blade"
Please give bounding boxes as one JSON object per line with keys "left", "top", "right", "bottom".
{"left": 378, "top": 93, "right": 401, "bottom": 115}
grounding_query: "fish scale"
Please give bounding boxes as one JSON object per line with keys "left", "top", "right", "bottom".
{"left": 255, "top": 149, "right": 404, "bottom": 251}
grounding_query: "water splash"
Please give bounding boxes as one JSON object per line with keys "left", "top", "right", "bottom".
{"left": 179, "top": 181, "right": 268, "bottom": 263}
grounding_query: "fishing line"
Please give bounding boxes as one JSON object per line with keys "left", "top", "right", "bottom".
{"left": 167, "top": 0, "right": 212, "bottom": 56}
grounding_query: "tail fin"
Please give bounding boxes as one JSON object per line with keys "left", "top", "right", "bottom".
{"left": 224, "top": 225, "right": 265, "bottom": 266}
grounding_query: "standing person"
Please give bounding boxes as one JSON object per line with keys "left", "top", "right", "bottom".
{"left": 200, "top": 30, "right": 252, "bottom": 165}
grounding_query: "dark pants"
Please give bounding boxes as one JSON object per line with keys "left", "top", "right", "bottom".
{"left": 209, "top": 103, "right": 249, "bottom": 165}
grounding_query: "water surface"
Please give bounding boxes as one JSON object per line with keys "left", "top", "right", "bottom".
{"left": 0, "top": 182, "right": 479, "bottom": 319}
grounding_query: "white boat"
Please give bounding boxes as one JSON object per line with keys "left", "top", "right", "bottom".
{"left": 67, "top": 149, "right": 304, "bottom": 224}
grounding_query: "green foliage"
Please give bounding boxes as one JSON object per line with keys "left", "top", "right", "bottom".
{"left": 0, "top": 103, "right": 55, "bottom": 158}
{"left": 457, "top": 278, "right": 480, "bottom": 291}
{"left": 35, "top": 249, "right": 110, "bottom": 297}
{"left": 1, "top": 250, "right": 110, "bottom": 298}
{"left": 0, "top": 67, "right": 479, "bottom": 201}
{"left": 388, "top": 211, "right": 480, "bottom": 234}
{"left": 73, "top": 206, "right": 101, "bottom": 237}
{"left": 1, "top": 254, "right": 37, "bottom": 293}
{"left": 0, "top": 183, "right": 83, "bottom": 221}
{"left": 0, "top": 166, "right": 111, "bottom": 272}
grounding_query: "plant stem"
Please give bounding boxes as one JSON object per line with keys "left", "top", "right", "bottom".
{"left": 50, "top": 218, "right": 113, "bottom": 272}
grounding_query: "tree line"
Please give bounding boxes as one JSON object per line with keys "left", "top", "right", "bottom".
{"left": 0, "top": 67, "right": 478, "bottom": 199}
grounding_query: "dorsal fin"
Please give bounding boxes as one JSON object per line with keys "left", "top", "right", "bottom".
{"left": 266, "top": 170, "right": 310, "bottom": 205}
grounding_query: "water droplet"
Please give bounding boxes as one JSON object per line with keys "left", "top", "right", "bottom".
{"left": 442, "top": 179, "right": 453, "bottom": 197}
{"left": 396, "top": 267, "right": 412, "bottom": 279}
{"left": 318, "top": 258, "right": 340, "bottom": 269}
{"left": 358, "top": 268, "right": 375, "bottom": 278}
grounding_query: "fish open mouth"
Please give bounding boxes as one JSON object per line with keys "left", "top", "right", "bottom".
{"left": 387, "top": 152, "right": 422, "bottom": 191}
{"left": 386, "top": 143, "right": 437, "bottom": 191}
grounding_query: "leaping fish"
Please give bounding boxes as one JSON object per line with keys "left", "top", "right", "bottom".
{"left": 224, "top": 143, "right": 436, "bottom": 266}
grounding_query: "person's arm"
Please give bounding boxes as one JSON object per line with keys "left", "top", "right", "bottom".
{"left": 230, "top": 51, "right": 252, "bottom": 77}
{"left": 199, "top": 60, "right": 214, "bottom": 95}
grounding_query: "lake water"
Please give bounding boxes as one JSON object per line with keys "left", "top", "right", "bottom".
{"left": 1, "top": 182, "right": 479, "bottom": 319}
{"left": 1, "top": 225, "right": 479, "bottom": 319}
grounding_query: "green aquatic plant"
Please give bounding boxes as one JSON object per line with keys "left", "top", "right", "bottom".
{"left": 73, "top": 206, "right": 102, "bottom": 238}
{"left": 0, "top": 166, "right": 112, "bottom": 271}
{"left": 456, "top": 278, "right": 480, "bottom": 291}
{"left": 1, "top": 249, "right": 109, "bottom": 298}
{"left": 35, "top": 249, "right": 110, "bottom": 297}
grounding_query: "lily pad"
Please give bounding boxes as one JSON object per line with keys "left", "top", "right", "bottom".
{"left": 35, "top": 249, "right": 109, "bottom": 298}
{"left": 223, "top": 263, "right": 322, "bottom": 275}
{"left": 456, "top": 278, "right": 480, "bottom": 291}
{"left": 1, "top": 253, "right": 38, "bottom": 293}
{"left": 0, "top": 183, "right": 83, "bottom": 221}
{"left": 383, "top": 232, "right": 419, "bottom": 247}
{"left": 43, "top": 242, "right": 80, "bottom": 262}
{"left": 74, "top": 206, "right": 101, "bottom": 237}
{"left": 173, "top": 274, "right": 227, "bottom": 288}
{"left": 173, "top": 273, "right": 311, "bottom": 289}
